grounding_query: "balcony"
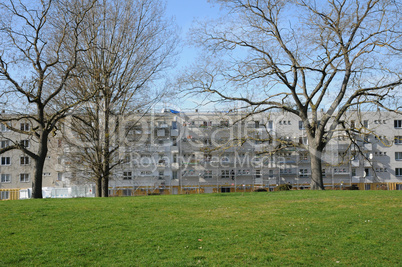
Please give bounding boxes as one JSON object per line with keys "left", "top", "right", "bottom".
{"left": 254, "top": 178, "right": 263, "bottom": 184}
{"left": 157, "top": 129, "right": 166, "bottom": 137}
{"left": 171, "top": 129, "right": 179, "bottom": 137}
{"left": 363, "top": 143, "right": 372, "bottom": 150}
{"left": 351, "top": 176, "right": 361, "bottom": 183}
{"left": 351, "top": 160, "right": 360, "bottom": 167}
{"left": 363, "top": 160, "right": 372, "bottom": 167}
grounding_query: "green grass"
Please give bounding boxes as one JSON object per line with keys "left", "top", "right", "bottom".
{"left": 0, "top": 191, "right": 401, "bottom": 266}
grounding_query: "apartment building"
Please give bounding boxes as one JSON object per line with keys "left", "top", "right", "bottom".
{"left": 1, "top": 109, "right": 402, "bottom": 199}
{"left": 82, "top": 109, "right": 402, "bottom": 195}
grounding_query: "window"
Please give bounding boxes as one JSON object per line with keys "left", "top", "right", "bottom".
{"left": 0, "top": 123, "right": 10, "bottom": 132}
{"left": 158, "top": 171, "right": 164, "bottom": 180}
{"left": 396, "top": 168, "right": 402, "bottom": 176}
{"left": 351, "top": 120, "right": 355, "bottom": 128}
{"left": 20, "top": 140, "right": 29, "bottom": 148}
{"left": 1, "top": 191, "right": 9, "bottom": 200}
{"left": 172, "top": 121, "right": 177, "bottom": 129}
{"left": 203, "top": 138, "right": 211, "bottom": 146}
{"left": 395, "top": 120, "right": 402, "bottom": 128}
{"left": 255, "top": 169, "right": 261, "bottom": 179}
{"left": 20, "top": 156, "right": 30, "bottom": 165}
{"left": 395, "top": 136, "right": 402, "bottom": 145}
{"left": 299, "top": 137, "right": 308, "bottom": 145}
{"left": 220, "top": 120, "right": 229, "bottom": 127}
{"left": 20, "top": 123, "right": 30, "bottom": 131}
{"left": 299, "top": 169, "right": 308, "bottom": 177}
{"left": 57, "top": 172, "right": 63, "bottom": 181}
{"left": 122, "top": 189, "right": 132, "bottom": 196}
{"left": 1, "top": 174, "right": 11, "bottom": 183}
{"left": 204, "top": 170, "right": 212, "bottom": 179}
{"left": 267, "top": 120, "right": 273, "bottom": 129}
{"left": 1, "top": 157, "right": 11, "bottom": 165}
{"left": 20, "top": 173, "right": 30, "bottom": 182}
{"left": 255, "top": 121, "right": 260, "bottom": 128}
{"left": 221, "top": 170, "right": 230, "bottom": 179}
{"left": 1, "top": 140, "right": 9, "bottom": 148}
{"left": 280, "top": 168, "right": 293, "bottom": 174}
{"left": 363, "top": 120, "right": 369, "bottom": 128}
{"left": 322, "top": 169, "right": 326, "bottom": 177}
{"left": 352, "top": 168, "right": 357, "bottom": 177}
{"left": 299, "top": 121, "right": 305, "bottom": 130}
{"left": 123, "top": 172, "right": 132, "bottom": 180}
{"left": 395, "top": 152, "right": 402, "bottom": 161}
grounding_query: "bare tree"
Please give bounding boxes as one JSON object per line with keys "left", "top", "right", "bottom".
{"left": 182, "top": 0, "right": 402, "bottom": 189}
{"left": 63, "top": 0, "right": 178, "bottom": 197}
{"left": 0, "top": 0, "right": 96, "bottom": 198}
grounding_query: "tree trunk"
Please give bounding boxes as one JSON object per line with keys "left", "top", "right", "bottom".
{"left": 95, "top": 177, "right": 102, "bottom": 197}
{"left": 32, "top": 157, "right": 45, "bottom": 198}
{"left": 310, "top": 146, "right": 325, "bottom": 190}
{"left": 32, "top": 132, "right": 49, "bottom": 198}
{"left": 101, "top": 175, "right": 109, "bottom": 197}
{"left": 101, "top": 95, "right": 110, "bottom": 197}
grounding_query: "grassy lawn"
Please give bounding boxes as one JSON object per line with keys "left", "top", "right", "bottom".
{"left": 0, "top": 190, "right": 401, "bottom": 266}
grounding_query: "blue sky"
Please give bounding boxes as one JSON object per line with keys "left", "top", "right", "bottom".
{"left": 165, "top": 0, "right": 221, "bottom": 68}
{"left": 166, "top": 0, "right": 218, "bottom": 30}
{"left": 163, "top": 1, "right": 224, "bottom": 110}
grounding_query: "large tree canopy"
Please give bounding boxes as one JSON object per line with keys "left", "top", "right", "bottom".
{"left": 182, "top": 0, "right": 402, "bottom": 189}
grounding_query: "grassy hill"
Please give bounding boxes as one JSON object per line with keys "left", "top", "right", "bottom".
{"left": 0, "top": 190, "right": 400, "bottom": 266}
